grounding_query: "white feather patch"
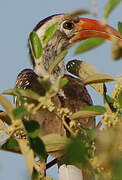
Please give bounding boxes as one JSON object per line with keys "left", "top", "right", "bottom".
{"left": 58, "top": 164, "right": 83, "bottom": 180}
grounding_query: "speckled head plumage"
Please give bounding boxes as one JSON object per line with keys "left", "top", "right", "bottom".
{"left": 29, "top": 14, "right": 81, "bottom": 78}
{"left": 29, "top": 13, "right": 121, "bottom": 79}
{"left": 29, "top": 14, "right": 64, "bottom": 68}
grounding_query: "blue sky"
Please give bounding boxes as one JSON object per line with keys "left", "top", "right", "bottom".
{"left": 0, "top": 0, "right": 122, "bottom": 179}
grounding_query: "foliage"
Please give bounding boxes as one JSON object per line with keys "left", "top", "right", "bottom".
{"left": 30, "top": 31, "right": 43, "bottom": 59}
{"left": 75, "top": 0, "right": 122, "bottom": 60}
{"left": 0, "top": 1, "right": 122, "bottom": 180}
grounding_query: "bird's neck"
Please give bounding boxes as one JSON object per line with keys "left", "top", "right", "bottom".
{"left": 34, "top": 59, "right": 65, "bottom": 81}
{"left": 34, "top": 30, "right": 70, "bottom": 81}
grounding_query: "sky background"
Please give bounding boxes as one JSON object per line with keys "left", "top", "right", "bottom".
{"left": 0, "top": 0, "right": 122, "bottom": 180}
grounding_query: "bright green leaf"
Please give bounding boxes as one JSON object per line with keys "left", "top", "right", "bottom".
{"left": 118, "top": 22, "right": 122, "bottom": 36}
{"left": 71, "top": 105, "right": 106, "bottom": 120}
{"left": 104, "top": 0, "right": 121, "bottom": 19}
{"left": 29, "top": 31, "right": 43, "bottom": 59}
{"left": 13, "top": 106, "right": 30, "bottom": 118}
{"left": 80, "top": 105, "right": 106, "bottom": 113}
{"left": 118, "top": 90, "right": 122, "bottom": 108}
{"left": 29, "top": 137, "right": 46, "bottom": 162}
{"left": 49, "top": 49, "right": 68, "bottom": 75}
{"left": 42, "top": 23, "right": 58, "bottom": 44}
{"left": 105, "top": 95, "right": 116, "bottom": 112}
{"left": 75, "top": 37, "right": 106, "bottom": 54}
{"left": 23, "top": 119, "right": 41, "bottom": 138}
{"left": 105, "top": 95, "right": 115, "bottom": 104}
{"left": 2, "top": 138, "right": 18, "bottom": 149}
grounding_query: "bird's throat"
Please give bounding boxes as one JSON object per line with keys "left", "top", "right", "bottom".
{"left": 34, "top": 58, "right": 66, "bottom": 81}
{"left": 35, "top": 30, "right": 69, "bottom": 80}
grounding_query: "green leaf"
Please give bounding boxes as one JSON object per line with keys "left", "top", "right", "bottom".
{"left": 29, "top": 137, "right": 46, "bottom": 162}
{"left": 4, "top": 89, "right": 41, "bottom": 101}
{"left": 49, "top": 49, "right": 68, "bottom": 75}
{"left": 64, "top": 136, "right": 89, "bottom": 166}
{"left": 83, "top": 73, "right": 115, "bottom": 85}
{"left": 75, "top": 37, "right": 106, "bottom": 54}
{"left": 2, "top": 138, "right": 18, "bottom": 149}
{"left": 118, "top": 90, "right": 122, "bottom": 108}
{"left": 106, "top": 95, "right": 115, "bottom": 104}
{"left": 86, "top": 129, "right": 97, "bottom": 142}
{"left": 13, "top": 106, "right": 30, "bottom": 118}
{"left": 29, "top": 31, "right": 43, "bottom": 59}
{"left": 42, "top": 23, "right": 58, "bottom": 44}
{"left": 105, "top": 95, "right": 116, "bottom": 112}
{"left": 104, "top": 0, "right": 121, "bottom": 19}
{"left": 80, "top": 105, "right": 106, "bottom": 113}
{"left": 42, "top": 134, "right": 70, "bottom": 153}
{"left": 118, "top": 22, "right": 122, "bottom": 36}
{"left": 23, "top": 119, "right": 41, "bottom": 138}
{"left": 17, "top": 139, "right": 34, "bottom": 176}
{"left": 71, "top": 105, "right": 106, "bottom": 120}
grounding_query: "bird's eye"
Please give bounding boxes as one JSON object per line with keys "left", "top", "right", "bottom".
{"left": 63, "top": 21, "right": 74, "bottom": 30}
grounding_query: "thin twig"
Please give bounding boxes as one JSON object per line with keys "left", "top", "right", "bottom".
{"left": 34, "top": 160, "right": 46, "bottom": 176}
{"left": 67, "top": 9, "right": 91, "bottom": 17}
{"left": 95, "top": 121, "right": 102, "bottom": 129}
{"left": 0, "top": 127, "right": 23, "bottom": 145}
{"left": 46, "top": 158, "right": 57, "bottom": 169}
{"left": 0, "top": 119, "right": 8, "bottom": 134}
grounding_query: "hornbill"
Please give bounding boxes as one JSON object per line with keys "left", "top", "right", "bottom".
{"left": 14, "top": 14, "right": 121, "bottom": 179}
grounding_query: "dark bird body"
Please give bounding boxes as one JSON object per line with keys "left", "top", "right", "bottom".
{"left": 15, "top": 69, "right": 94, "bottom": 138}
